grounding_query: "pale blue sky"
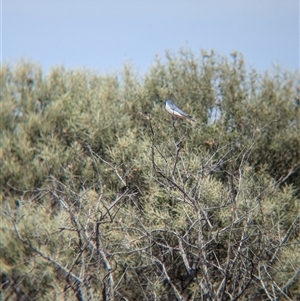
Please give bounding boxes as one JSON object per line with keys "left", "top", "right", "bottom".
{"left": 2, "top": 0, "right": 299, "bottom": 74}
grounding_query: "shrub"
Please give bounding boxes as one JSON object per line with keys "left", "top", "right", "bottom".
{"left": 1, "top": 51, "right": 299, "bottom": 300}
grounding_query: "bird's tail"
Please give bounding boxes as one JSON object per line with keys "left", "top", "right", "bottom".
{"left": 187, "top": 115, "right": 196, "bottom": 122}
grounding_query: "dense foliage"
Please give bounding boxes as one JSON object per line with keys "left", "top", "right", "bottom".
{"left": 1, "top": 51, "right": 299, "bottom": 301}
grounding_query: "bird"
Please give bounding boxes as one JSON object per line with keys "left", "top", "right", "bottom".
{"left": 164, "top": 99, "right": 195, "bottom": 121}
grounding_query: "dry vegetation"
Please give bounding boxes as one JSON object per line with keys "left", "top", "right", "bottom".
{"left": 1, "top": 50, "right": 300, "bottom": 300}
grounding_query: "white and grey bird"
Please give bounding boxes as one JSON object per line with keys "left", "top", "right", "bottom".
{"left": 164, "top": 99, "right": 195, "bottom": 121}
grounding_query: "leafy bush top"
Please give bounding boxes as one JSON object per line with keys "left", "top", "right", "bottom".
{"left": 1, "top": 51, "right": 299, "bottom": 300}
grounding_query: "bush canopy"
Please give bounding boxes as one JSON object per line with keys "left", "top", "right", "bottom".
{"left": 1, "top": 50, "right": 300, "bottom": 300}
